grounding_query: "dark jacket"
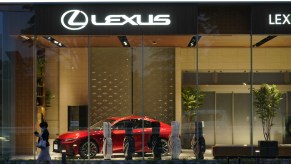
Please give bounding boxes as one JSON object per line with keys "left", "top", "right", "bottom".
{"left": 38, "top": 129, "right": 50, "bottom": 147}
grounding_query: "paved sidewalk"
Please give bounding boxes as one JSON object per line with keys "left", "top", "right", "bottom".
{"left": 11, "top": 139, "right": 213, "bottom": 161}
{"left": 12, "top": 149, "right": 213, "bottom": 161}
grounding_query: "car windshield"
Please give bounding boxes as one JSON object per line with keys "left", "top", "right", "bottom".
{"left": 89, "top": 118, "right": 116, "bottom": 130}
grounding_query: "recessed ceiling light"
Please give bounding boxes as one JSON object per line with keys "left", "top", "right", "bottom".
{"left": 20, "top": 35, "right": 30, "bottom": 40}
{"left": 118, "top": 36, "right": 131, "bottom": 47}
{"left": 253, "top": 35, "right": 276, "bottom": 47}
{"left": 42, "top": 35, "right": 65, "bottom": 47}
{"left": 188, "top": 36, "right": 201, "bottom": 47}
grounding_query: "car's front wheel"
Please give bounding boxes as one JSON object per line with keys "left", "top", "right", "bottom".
{"left": 161, "top": 139, "right": 169, "bottom": 156}
{"left": 79, "top": 140, "right": 99, "bottom": 159}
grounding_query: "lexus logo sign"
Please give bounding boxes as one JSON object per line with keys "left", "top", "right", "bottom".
{"left": 61, "top": 10, "right": 89, "bottom": 30}
{"left": 61, "top": 9, "right": 171, "bottom": 30}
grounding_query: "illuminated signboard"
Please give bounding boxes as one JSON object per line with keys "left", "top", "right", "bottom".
{"left": 36, "top": 4, "right": 196, "bottom": 35}
{"left": 60, "top": 10, "right": 171, "bottom": 30}
{"left": 269, "top": 14, "right": 291, "bottom": 25}
{"left": 252, "top": 4, "right": 291, "bottom": 34}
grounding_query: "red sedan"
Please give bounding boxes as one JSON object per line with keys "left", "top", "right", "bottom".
{"left": 53, "top": 116, "right": 171, "bottom": 158}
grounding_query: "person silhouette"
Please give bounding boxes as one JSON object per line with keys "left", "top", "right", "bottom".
{"left": 34, "top": 121, "right": 52, "bottom": 164}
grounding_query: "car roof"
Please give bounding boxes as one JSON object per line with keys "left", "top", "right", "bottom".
{"left": 107, "top": 117, "right": 120, "bottom": 121}
{"left": 110, "top": 115, "right": 170, "bottom": 127}
{"left": 116, "top": 115, "right": 155, "bottom": 121}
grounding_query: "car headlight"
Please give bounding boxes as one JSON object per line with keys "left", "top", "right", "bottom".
{"left": 64, "top": 138, "right": 77, "bottom": 142}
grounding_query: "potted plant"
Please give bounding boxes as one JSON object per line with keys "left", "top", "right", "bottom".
{"left": 253, "top": 84, "right": 283, "bottom": 157}
{"left": 45, "top": 89, "right": 55, "bottom": 107}
{"left": 181, "top": 87, "right": 204, "bottom": 148}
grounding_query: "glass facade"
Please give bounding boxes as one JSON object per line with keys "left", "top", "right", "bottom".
{"left": 1, "top": 2, "right": 291, "bottom": 161}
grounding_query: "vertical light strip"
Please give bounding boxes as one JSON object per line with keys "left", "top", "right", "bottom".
{"left": 232, "top": 92, "right": 234, "bottom": 145}
{"left": 33, "top": 35, "right": 37, "bottom": 160}
{"left": 141, "top": 35, "right": 145, "bottom": 159}
{"left": 87, "top": 35, "right": 91, "bottom": 160}
{"left": 131, "top": 47, "right": 134, "bottom": 115}
{"left": 214, "top": 92, "right": 216, "bottom": 145}
{"left": 57, "top": 44, "right": 61, "bottom": 155}
{"left": 285, "top": 93, "right": 289, "bottom": 143}
{"left": 1, "top": 14, "right": 3, "bottom": 156}
{"left": 250, "top": 8, "right": 254, "bottom": 155}
{"left": 195, "top": 4, "right": 200, "bottom": 146}
{"left": 195, "top": 6, "right": 200, "bottom": 145}
{"left": 195, "top": 34, "right": 199, "bottom": 144}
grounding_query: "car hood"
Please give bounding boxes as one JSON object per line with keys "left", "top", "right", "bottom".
{"left": 58, "top": 129, "right": 102, "bottom": 140}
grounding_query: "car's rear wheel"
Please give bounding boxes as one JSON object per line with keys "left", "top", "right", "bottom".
{"left": 161, "top": 139, "right": 169, "bottom": 156}
{"left": 79, "top": 140, "right": 99, "bottom": 159}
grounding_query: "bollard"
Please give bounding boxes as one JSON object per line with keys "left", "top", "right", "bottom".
{"left": 102, "top": 122, "right": 113, "bottom": 160}
{"left": 123, "top": 121, "right": 135, "bottom": 160}
{"left": 61, "top": 149, "right": 66, "bottom": 164}
{"left": 168, "top": 121, "right": 181, "bottom": 160}
{"left": 148, "top": 121, "right": 162, "bottom": 160}
{"left": 191, "top": 121, "right": 206, "bottom": 159}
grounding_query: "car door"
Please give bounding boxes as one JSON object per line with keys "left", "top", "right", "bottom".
{"left": 132, "top": 119, "right": 152, "bottom": 152}
{"left": 111, "top": 120, "right": 127, "bottom": 153}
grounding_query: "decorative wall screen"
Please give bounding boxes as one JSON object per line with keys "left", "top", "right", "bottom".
{"left": 90, "top": 47, "right": 175, "bottom": 125}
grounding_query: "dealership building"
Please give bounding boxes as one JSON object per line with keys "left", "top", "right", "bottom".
{"left": 1, "top": 0, "right": 291, "bottom": 160}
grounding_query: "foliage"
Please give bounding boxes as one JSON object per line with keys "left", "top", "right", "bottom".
{"left": 45, "top": 89, "right": 55, "bottom": 107}
{"left": 37, "top": 56, "right": 45, "bottom": 78}
{"left": 253, "top": 84, "right": 283, "bottom": 141}
{"left": 182, "top": 87, "right": 205, "bottom": 122}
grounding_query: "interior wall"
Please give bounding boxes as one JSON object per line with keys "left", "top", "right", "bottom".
{"left": 14, "top": 50, "right": 34, "bottom": 155}
{"left": 59, "top": 48, "right": 88, "bottom": 134}
{"left": 132, "top": 47, "right": 175, "bottom": 124}
{"left": 45, "top": 48, "right": 60, "bottom": 138}
{"left": 90, "top": 48, "right": 132, "bottom": 124}
{"left": 177, "top": 48, "right": 291, "bottom": 72}
{"left": 48, "top": 46, "right": 291, "bottom": 138}
{"left": 89, "top": 47, "right": 175, "bottom": 125}
{"left": 49, "top": 47, "right": 176, "bottom": 135}
{"left": 175, "top": 47, "right": 291, "bottom": 145}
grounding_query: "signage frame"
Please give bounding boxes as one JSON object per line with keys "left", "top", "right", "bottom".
{"left": 252, "top": 3, "right": 291, "bottom": 34}
{"left": 35, "top": 3, "right": 197, "bottom": 35}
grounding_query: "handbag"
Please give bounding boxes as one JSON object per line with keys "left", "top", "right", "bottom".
{"left": 38, "top": 138, "right": 46, "bottom": 149}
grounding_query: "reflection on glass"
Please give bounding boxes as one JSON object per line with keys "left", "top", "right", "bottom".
{"left": 252, "top": 35, "right": 291, "bottom": 145}
{"left": 1, "top": 10, "right": 35, "bottom": 159}
{"left": 90, "top": 118, "right": 117, "bottom": 130}
{"left": 196, "top": 35, "right": 251, "bottom": 146}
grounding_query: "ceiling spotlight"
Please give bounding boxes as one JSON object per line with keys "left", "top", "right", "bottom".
{"left": 20, "top": 35, "right": 30, "bottom": 40}
{"left": 188, "top": 36, "right": 201, "bottom": 47}
{"left": 253, "top": 35, "right": 277, "bottom": 47}
{"left": 42, "top": 35, "right": 65, "bottom": 47}
{"left": 43, "top": 35, "right": 51, "bottom": 40}
{"left": 118, "top": 36, "right": 130, "bottom": 47}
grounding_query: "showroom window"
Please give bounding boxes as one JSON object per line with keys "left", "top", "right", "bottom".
{"left": 1, "top": 3, "right": 291, "bottom": 161}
